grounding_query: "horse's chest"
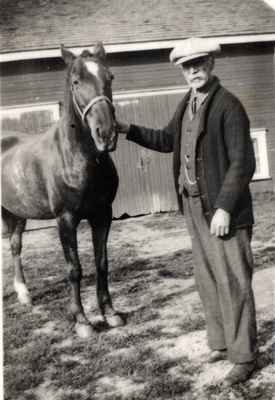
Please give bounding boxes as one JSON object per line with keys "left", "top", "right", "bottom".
{"left": 81, "top": 161, "right": 118, "bottom": 209}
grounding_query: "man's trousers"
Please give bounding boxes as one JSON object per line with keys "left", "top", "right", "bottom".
{"left": 183, "top": 195, "right": 257, "bottom": 363}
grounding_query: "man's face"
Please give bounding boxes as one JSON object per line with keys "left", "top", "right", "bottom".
{"left": 181, "top": 56, "right": 214, "bottom": 90}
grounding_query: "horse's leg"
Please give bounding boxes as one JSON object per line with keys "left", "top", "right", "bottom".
{"left": 2, "top": 207, "right": 31, "bottom": 305}
{"left": 88, "top": 209, "right": 124, "bottom": 328}
{"left": 57, "top": 212, "right": 93, "bottom": 338}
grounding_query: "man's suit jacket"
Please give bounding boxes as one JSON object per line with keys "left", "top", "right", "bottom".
{"left": 126, "top": 77, "right": 256, "bottom": 228}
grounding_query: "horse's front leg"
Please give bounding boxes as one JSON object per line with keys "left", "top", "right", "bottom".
{"left": 57, "top": 212, "right": 93, "bottom": 338}
{"left": 88, "top": 212, "right": 124, "bottom": 328}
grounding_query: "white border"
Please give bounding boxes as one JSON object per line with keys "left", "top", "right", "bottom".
{"left": 1, "top": 33, "right": 275, "bottom": 63}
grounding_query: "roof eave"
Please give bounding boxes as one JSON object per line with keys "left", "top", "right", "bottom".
{"left": 1, "top": 33, "right": 275, "bottom": 63}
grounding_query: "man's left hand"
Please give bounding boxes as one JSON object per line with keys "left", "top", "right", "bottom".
{"left": 210, "top": 208, "right": 230, "bottom": 237}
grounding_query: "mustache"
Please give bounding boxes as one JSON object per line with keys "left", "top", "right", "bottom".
{"left": 190, "top": 74, "right": 203, "bottom": 78}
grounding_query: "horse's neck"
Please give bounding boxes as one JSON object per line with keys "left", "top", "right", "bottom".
{"left": 60, "top": 97, "right": 97, "bottom": 161}
{"left": 57, "top": 109, "right": 97, "bottom": 188}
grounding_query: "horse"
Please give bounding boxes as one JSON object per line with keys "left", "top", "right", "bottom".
{"left": 1, "top": 42, "right": 125, "bottom": 338}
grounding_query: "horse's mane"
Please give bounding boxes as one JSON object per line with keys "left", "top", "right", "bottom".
{"left": 81, "top": 50, "right": 94, "bottom": 58}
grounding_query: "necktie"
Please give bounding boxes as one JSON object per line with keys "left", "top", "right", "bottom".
{"left": 191, "top": 97, "right": 197, "bottom": 114}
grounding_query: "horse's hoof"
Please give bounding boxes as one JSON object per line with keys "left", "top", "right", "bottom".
{"left": 75, "top": 322, "right": 93, "bottom": 339}
{"left": 105, "top": 314, "right": 125, "bottom": 328}
{"left": 14, "top": 282, "right": 32, "bottom": 305}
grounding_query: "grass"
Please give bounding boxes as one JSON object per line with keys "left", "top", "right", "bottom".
{"left": 2, "top": 193, "right": 275, "bottom": 400}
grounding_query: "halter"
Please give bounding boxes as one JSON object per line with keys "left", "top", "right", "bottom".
{"left": 72, "top": 91, "right": 114, "bottom": 124}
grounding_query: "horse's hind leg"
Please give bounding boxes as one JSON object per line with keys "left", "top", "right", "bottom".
{"left": 57, "top": 212, "right": 93, "bottom": 339}
{"left": 88, "top": 209, "right": 124, "bottom": 328}
{"left": 2, "top": 207, "right": 31, "bottom": 305}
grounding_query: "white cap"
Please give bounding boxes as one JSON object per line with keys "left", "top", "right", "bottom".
{"left": 170, "top": 37, "right": 221, "bottom": 65}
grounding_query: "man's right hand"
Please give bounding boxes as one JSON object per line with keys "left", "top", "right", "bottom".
{"left": 210, "top": 208, "right": 230, "bottom": 237}
{"left": 115, "top": 120, "right": 130, "bottom": 134}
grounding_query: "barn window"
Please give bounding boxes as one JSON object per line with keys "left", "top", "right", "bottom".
{"left": 0, "top": 102, "right": 60, "bottom": 135}
{"left": 251, "top": 128, "right": 270, "bottom": 180}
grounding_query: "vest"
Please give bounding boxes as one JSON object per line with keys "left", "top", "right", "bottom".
{"left": 178, "top": 98, "right": 208, "bottom": 197}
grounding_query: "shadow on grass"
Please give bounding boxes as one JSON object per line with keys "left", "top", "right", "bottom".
{"left": 110, "top": 249, "right": 194, "bottom": 282}
{"left": 254, "top": 247, "right": 275, "bottom": 271}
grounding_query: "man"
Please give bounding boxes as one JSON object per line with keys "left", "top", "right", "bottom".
{"left": 116, "top": 37, "right": 257, "bottom": 386}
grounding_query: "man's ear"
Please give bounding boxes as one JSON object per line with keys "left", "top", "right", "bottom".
{"left": 60, "top": 44, "right": 76, "bottom": 65}
{"left": 93, "top": 41, "right": 106, "bottom": 61}
{"left": 208, "top": 55, "right": 215, "bottom": 70}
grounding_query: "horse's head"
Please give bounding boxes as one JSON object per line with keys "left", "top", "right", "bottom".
{"left": 61, "top": 42, "right": 117, "bottom": 152}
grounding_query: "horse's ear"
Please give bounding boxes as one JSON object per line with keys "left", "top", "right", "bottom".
{"left": 93, "top": 41, "right": 106, "bottom": 61}
{"left": 60, "top": 44, "right": 75, "bottom": 65}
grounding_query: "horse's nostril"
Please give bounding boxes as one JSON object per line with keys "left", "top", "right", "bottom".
{"left": 95, "top": 127, "right": 114, "bottom": 143}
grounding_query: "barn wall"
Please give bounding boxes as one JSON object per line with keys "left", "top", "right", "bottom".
{"left": 1, "top": 42, "right": 275, "bottom": 218}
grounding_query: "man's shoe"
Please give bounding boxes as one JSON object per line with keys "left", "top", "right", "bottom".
{"left": 223, "top": 361, "right": 256, "bottom": 386}
{"left": 207, "top": 349, "right": 227, "bottom": 363}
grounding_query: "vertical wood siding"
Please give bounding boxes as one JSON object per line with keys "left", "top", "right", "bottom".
{"left": 112, "top": 93, "right": 182, "bottom": 216}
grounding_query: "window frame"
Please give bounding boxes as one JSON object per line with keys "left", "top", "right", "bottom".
{"left": 250, "top": 128, "right": 270, "bottom": 181}
{"left": 0, "top": 101, "right": 60, "bottom": 132}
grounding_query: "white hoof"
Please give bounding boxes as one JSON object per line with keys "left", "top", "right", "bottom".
{"left": 105, "top": 314, "right": 125, "bottom": 328}
{"left": 14, "top": 281, "right": 32, "bottom": 305}
{"left": 75, "top": 323, "right": 93, "bottom": 339}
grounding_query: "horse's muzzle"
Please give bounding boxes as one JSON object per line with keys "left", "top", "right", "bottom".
{"left": 95, "top": 131, "right": 118, "bottom": 153}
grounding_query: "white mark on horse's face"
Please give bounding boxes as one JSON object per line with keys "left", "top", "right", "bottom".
{"left": 85, "top": 61, "right": 100, "bottom": 79}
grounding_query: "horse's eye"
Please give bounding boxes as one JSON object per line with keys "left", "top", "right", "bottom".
{"left": 73, "top": 79, "right": 79, "bottom": 85}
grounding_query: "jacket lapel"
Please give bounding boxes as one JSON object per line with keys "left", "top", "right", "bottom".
{"left": 196, "top": 77, "right": 221, "bottom": 140}
{"left": 175, "top": 77, "right": 221, "bottom": 141}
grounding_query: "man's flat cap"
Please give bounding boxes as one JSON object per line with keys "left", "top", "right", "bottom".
{"left": 170, "top": 37, "right": 221, "bottom": 65}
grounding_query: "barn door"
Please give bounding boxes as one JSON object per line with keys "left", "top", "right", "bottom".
{"left": 112, "top": 90, "right": 185, "bottom": 217}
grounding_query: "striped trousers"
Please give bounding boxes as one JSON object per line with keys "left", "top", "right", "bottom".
{"left": 183, "top": 195, "right": 257, "bottom": 363}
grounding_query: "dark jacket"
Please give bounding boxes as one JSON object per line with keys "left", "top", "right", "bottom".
{"left": 126, "top": 77, "right": 256, "bottom": 228}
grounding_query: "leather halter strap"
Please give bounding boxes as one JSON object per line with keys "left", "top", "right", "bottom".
{"left": 72, "top": 93, "right": 113, "bottom": 123}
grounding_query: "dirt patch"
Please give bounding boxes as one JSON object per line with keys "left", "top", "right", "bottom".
{"left": 2, "top": 194, "right": 275, "bottom": 399}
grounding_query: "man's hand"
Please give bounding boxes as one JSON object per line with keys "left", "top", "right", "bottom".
{"left": 115, "top": 120, "right": 130, "bottom": 134}
{"left": 210, "top": 208, "right": 230, "bottom": 237}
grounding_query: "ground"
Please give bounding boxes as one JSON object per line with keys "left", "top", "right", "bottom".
{"left": 2, "top": 193, "right": 275, "bottom": 400}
